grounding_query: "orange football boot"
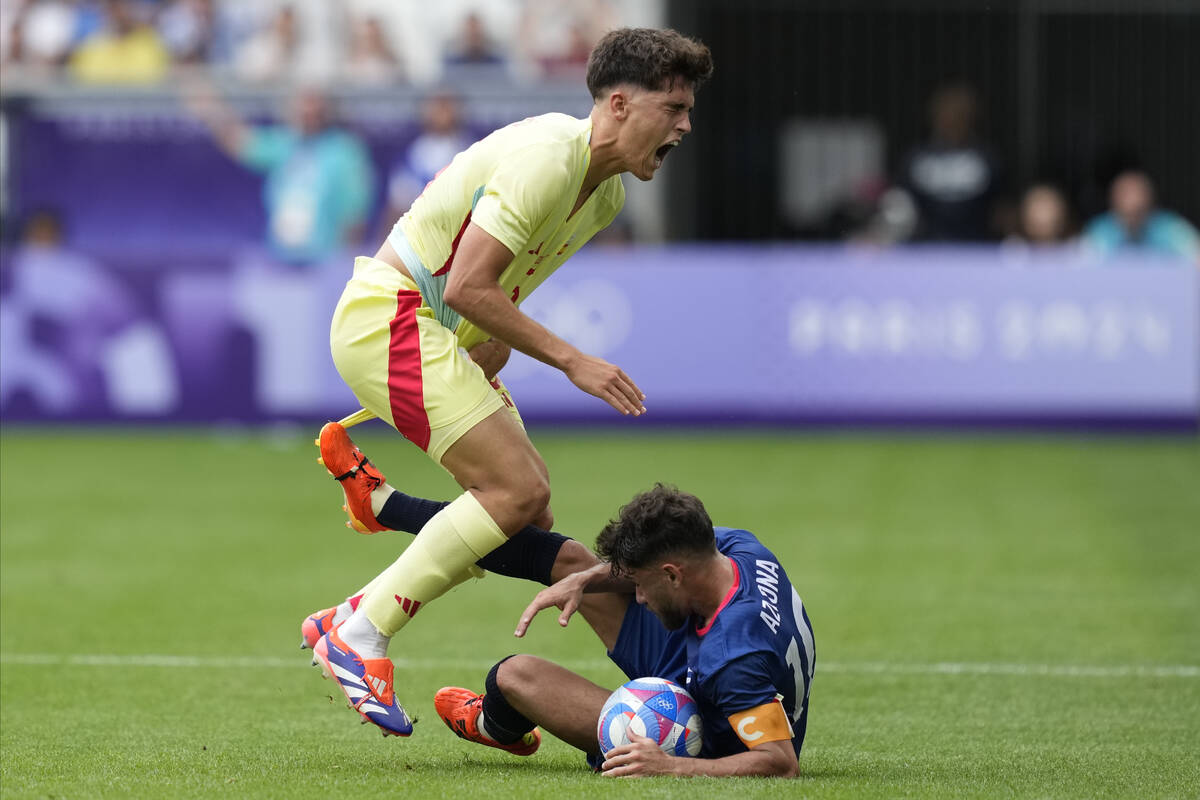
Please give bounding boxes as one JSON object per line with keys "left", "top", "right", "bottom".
{"left": 434, "top": 687, "right": 540, "bottom": 756}
{"left": 316, "top": 422, "right": 388, "bottom": 533}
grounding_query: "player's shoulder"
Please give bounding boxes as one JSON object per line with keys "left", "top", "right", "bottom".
{"left": 695, "top": 601, "right": 778, "bottom": 675}
{"left": 715, "top": 526, "right": 775, "bottom": 562}
{"left": 492, "top": 112, "right": 589, "bottom": 150}
{"left": 720, "top": 527, "right": 798, "bottom": 635}
{"left": 480, "top": 114, "right": 586, "bottom": 183}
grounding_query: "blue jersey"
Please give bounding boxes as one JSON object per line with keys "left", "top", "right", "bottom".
{"left": 606, "top": 527, "right": 816, "bottom": 759}
{"left": 685, "top": 527, "right": 816, "bottom": 757}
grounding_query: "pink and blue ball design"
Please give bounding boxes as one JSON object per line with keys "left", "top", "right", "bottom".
{"left": 597, "top": 677, "right": 703, "bottom": 758}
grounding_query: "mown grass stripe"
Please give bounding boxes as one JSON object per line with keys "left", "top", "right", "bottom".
{"left": 2, "top": 653, "right": 1195, "bottom": 678}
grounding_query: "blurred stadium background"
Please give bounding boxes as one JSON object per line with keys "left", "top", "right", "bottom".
{"left": 1, "top": 0, "right": 1197, "bottom": 426}
{"left": 1, "top": 1, "right": 1197, "bottom": 798}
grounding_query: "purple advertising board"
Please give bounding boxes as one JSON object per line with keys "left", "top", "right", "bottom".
{"left": 1, "top": 245, "right": 1196, "bottom": 426}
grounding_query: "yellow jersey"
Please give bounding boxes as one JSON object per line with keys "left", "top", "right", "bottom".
{"left": 389, "top": 113, "right": 625, "bottom": 350}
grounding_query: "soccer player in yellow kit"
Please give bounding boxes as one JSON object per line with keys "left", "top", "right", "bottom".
{"left": 306, "top": 28, "right": 714, "bottom": 736}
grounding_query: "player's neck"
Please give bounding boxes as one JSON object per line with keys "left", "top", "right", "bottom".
{"left": 585, "top": 107, "right": 624, "bottom": 191}
{"left": 693, "top": 554, "right": 736, "bottom": 624}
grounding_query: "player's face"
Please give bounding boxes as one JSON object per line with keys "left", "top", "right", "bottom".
{"left": 629, "top": 564, "right": 689, "bottom": 630}
{"left": 621, "top": 81, "right": 695, "bottom": 182}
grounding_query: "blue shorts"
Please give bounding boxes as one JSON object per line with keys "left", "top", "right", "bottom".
{"left": 606, "top": 601, "right": 689, "bottom": 685}
{"left": 588, "top": 602, "right": 690, "bottom": 770}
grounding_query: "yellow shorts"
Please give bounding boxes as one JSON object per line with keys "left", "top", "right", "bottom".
{"left": 330, "top": 256, "right": 522, "bottom": 465}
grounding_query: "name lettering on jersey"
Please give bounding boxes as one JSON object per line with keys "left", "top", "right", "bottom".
{"left": 527, "top": 241, "right": 544, "bottom": 256}
{"left": 728, "top": 700, "right": 793, "bottom": 748}
{"left": 755, "top": 559, "right": 783, "bottom": 634}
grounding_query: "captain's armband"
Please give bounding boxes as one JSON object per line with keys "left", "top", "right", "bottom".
{"left": 727, "top": 699, "right": 793, "bottom": 748}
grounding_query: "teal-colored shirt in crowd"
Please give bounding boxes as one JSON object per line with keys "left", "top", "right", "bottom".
{"left": 238, "top": 126, "right": 375, "bottom": 264}
{"left": 1082, "top": 210, "right": 1200, "bottom": 263}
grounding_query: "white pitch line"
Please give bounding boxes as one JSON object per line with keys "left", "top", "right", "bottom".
{"left": 1, "top": 653, "right": 1196, "bottom": 679}
{"left": 818, "top": 660, "right": 1200, "bottom": 679}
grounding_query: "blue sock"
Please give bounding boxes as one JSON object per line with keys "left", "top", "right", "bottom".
{"left": 378, "top": 491, "right": 447, "bottom": 533}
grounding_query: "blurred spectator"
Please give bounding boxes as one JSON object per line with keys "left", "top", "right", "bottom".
{"left": 383, "top": 91, "right": 473, "bottom": 227}
{"left": 185, "top": 84, "right": 376, "bottom": 264}
{"left": 516, "top": 0, "right": 615, "bottom": 79}
{"left": 342, "top": 14, "right": 403, "bottom": 86}
{"left": 898, "top": 83, "right": 1005, "bottom": 241}
{"left": 2, "top": 0, "right": 79, "bottom": 72}
{"left": 1010, "top": 184, "right": 1074, "bottom": 246}
{"left": 229, "top": 2, "right": 340, "bottom": 84}
{"left": 68, "top": 0, "right": 170, "bottom": 84}
{"left": 442, "top": 11, "right": 506, "bottom": 73}
{"left": 231, "top": 3, "right": 297, "bottom": 83}
{"left": 1082, "top": 170, "right": 1200, "bottom": 263}
{"left": 156, "top": 0, "right": 218, "bottom": 67}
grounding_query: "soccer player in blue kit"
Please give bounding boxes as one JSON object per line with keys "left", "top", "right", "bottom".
{"left": 434, "top": 484, "right": 816, "bottom": 778}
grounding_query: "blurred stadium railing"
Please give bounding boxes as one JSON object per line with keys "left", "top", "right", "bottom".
{"left": 2, "top": 242, "right": 1195, "bottom": 426}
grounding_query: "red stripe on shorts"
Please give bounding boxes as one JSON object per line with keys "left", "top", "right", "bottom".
{"left": 387, "top": 289, "right": 431, "bottom": 451}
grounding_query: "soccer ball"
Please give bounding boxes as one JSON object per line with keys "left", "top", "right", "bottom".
{"left": 596, "top": 677, "right": 703, "bottom": 758}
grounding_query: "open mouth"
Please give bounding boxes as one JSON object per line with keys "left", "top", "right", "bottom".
{"left": 654, "top": 141, "right": 679, "bottom": 168}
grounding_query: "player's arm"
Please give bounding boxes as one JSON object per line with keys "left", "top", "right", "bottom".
{"left": 514, "top": 560, "right": 633, "bottom": 637}
{"left": 605, "top": 652, "right": 801, "bottom": 778}
{"left": 603, "top": 699, "right": 798, "bottom": 778}
{"left": 442, "top": 223, "right": 645, "bottom": 416}
{"left": 602, "top": 731, "right": 797, "bottom": 778}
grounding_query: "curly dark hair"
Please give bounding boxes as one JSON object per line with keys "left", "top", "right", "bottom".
{"left": 595, "top": 484, "right": 716, "bottom": 574}
{"left": 586, "top": 28, "right": 714, "bottom": 99}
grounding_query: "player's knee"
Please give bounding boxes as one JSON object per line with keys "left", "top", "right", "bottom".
{"left": 513, "top": 477, "right": 551, "bottom": 523}
{"left": 495, "top": 654, "right": 544, "bottom": 701}
{"left": 532, "top": 504, "right": 554, "bottom": 531}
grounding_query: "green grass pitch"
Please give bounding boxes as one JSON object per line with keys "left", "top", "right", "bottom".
{"left": 1, "top": 426, "right": 1197, "bottom": 799}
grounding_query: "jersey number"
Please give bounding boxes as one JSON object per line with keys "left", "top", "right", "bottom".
{"left": 783, "top": 588, "right": 810, "bottom": 723}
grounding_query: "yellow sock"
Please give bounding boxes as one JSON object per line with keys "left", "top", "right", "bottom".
{"left": 352, "top": 561, "right": 484, "bottom": 606}
{"left": 361, "top": 492, "right": 506, "bottom": 637}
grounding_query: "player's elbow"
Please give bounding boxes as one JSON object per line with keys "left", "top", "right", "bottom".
{"left": 756, "top": 749, "right": 800, "bottom": 778}
{"left": 442, "top": 282, "right": 468, "bottom": 314}
{"left": 443, "top": 283, "right": 491, "bottom": 320}
{"left": 772, "top": 755, "right": 800, "bottom": 778}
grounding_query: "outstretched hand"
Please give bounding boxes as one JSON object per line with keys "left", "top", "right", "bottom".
{"left": 564, "top": 353, "right": 645, "bottom": 416}
{"left": 514, "top": 570, "right": 589, "bottom": 638}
